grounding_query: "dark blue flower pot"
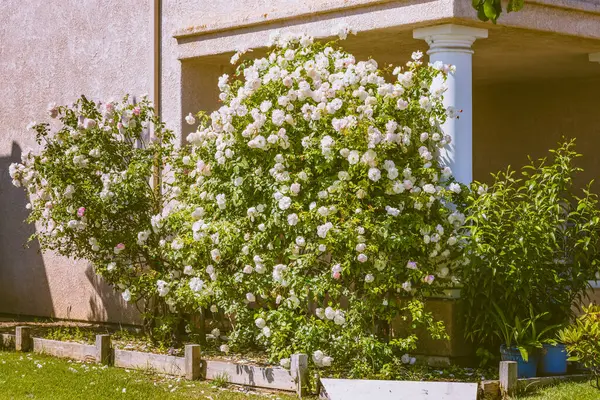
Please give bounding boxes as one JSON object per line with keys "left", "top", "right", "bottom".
{"left": 539, "top": 343, "right": 568, "bottom": 376}
{"left": 500, "top": 344, "right": 539, "bottom": 378}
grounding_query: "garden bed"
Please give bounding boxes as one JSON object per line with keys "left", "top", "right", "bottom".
{"left": 1, "top": 326, "right": 302, "bottom": 394}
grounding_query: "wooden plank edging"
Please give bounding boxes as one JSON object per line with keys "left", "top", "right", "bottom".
{"left": 32, "top": 337, "right": 96, "bottom": 362}
{"left": 5, "top": 327, "right": 304, "bottom": 395}
{"left": 204, "top": 359, "right": 296, "bottom": 391}
{"left": 114, "top": 349, "right": 186, "bottom": 376}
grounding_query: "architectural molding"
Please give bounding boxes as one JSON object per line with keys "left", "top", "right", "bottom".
{"left": 413, "top": 24, "right": 488, "bottom": 55}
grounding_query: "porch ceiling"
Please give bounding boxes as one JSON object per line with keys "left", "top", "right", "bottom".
{"left": 338, "top": 24, "right": 600, "bottom": 84}
{"left": 181, "top": 24, "right": 600, "bottom": 85}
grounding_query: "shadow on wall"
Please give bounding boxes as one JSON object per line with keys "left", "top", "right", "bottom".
{"left": 0, "top": 142, "right": 53, "bottom": 317}
{"left": 84, "top": 263, "right": 141, "bottom": 325}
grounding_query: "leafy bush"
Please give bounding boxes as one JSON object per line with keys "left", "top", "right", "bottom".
{"left": 559, "top": 304, "right": 600, "bottom": 386}
{"left": 158, "top": 31, "right": 469, "bottom": 376}
{"left": 9, "top": 95, "right": 178, "bottom": 341}
{"left": 462, "top": 140, "right": 600, "bottom": 348}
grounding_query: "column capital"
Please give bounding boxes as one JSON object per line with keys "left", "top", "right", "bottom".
{"left": 413, "top": 24, "right": 488, "bottom": 55}
{"left": 590, "top": 53, "right": 600, "bottom": 63}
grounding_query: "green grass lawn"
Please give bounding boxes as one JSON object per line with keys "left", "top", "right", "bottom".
{"left": 0, "top": 350, "right": 299, "bottom": 400}
{"left": 516, "top": 381, "right": 600, "bottom": 400}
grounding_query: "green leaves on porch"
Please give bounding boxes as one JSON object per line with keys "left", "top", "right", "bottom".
{"left": 473, "top": 0, "right": 524, "bottom": 23}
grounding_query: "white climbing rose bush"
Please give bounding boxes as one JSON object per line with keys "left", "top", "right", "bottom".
{"left": 10, "top": 96, "right": 178, "bottom": 340}
{"left": 162, "top": 32, "right": 469, "bottom": 376}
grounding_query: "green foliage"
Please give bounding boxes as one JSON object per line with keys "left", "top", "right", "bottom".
{"left": 492, "top": 303, "right": 560, "bottom": 362}
{"left": 462, "top": 140, "right": 600, "bottom": 350}
{"left": 472, "top": 0, "right": 524, "bottom": 23}
{"left": 45, "top": 327, "right": 94, "bottom": 343}
{"left": 559, "top": 304, "right": 600, "bottom": 387}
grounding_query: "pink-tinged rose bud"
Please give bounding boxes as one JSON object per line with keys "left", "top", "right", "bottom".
{"left": 424, "top": 274, "right": 435, "bottom": 285}
{"left": 114, "top": 243, "right": 125, "bottom": 254}
{"left": 77, "top": 207, "right": 85, "bottom": 217}
{"left": 406, "top": 261, "right": 418, "bottom": 270}
{"left": 117, "top": 122, "right": 123, "bottom": 129}
{"left": 332, "top": 271, "right": 341, "bottom": 280}
{"left": 133, "top": 106, "right": 141, "bottom": 115}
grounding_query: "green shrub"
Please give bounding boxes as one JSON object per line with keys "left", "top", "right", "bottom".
{"left": 462, "top": 140, "right": 600, "bottom": 349}
{"left": 559, "top": 304, "right": 600, "bottom": 386}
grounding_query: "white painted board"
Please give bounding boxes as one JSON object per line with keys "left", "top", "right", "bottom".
{"left": 320, "top": 378, "right": 478, "bottom": 400}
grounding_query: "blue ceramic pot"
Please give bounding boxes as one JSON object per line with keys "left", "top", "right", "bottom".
{"left": 500, "top": 344, "right": 539, "bottom": 378}
{"left": 539, "top": 343, "right": 568, "bottom": 375}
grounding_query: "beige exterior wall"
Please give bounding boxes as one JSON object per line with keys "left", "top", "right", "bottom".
{"left": 0, "top": 0, "right": 151, "bottom": 324}
{"left": 473, "top": 77, "right": 600, "bottom": 192}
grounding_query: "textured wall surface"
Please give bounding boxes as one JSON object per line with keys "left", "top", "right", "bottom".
{"left": 473, "top": 77, "right": 600, "bottom": 192}
{"left": 0, "top": 0, "right": 152, "bottom": 324}
{"left": 2, "top": 0, "right": 600, "bottom": 324}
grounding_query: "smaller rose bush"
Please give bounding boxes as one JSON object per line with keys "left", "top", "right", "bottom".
{"left": 157, "top": 31, "right": 469, "bottom": 376}
{"left": 10, "top": 95, "right": 178, "bottom": 340}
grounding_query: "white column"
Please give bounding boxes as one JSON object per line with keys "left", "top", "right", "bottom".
{"left": 414, "top": 24, "right": 487, "bottom": 184}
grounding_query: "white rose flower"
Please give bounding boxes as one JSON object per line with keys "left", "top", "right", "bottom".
{"left": 278, "top": 196, "right": 292, "bottom": 210}
{"left": 312, "top": 350, "right": 324, "bottom": 364}
{"left": 368, "top": 168, "right": 381, "bottom": 182}
{"left": 287, "top": 213, "right": 299, "bottom": 226}
{"left": 185, "top": 113, "right": 196, "bottom": 125}
{"left": 246, "top": 292, "right": 256, "bottom": 303}
{"left": 324, "top": 307, "right": 336, "bottom": 320}
{"left": 122, "top": 289, "right": 131, "bottom": 302}
{"left": 448, "top": 182, "right": 461, "bottom": 194}
{"left": 189, "top": 277, "right": 204, "bottom": 292}
{"left": 211, "top": 248, "right": 221, "bottom": 262}
{"left": 262, "top": 326, "right": 271, "bottom": 337}
{"left": 347, "top": 150, "right": 359, "bottom": 165}
{"left": 255, "top": 318, "right": 266, "bottom": 329}
{"left": 156, "top": 280, "right": 169, "bottom": 297}
{"left": 290, "top": 182, "right": 301, "bottom": 196}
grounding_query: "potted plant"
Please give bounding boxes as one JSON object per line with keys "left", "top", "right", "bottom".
{"left": 493, "top": 303, "right": 560, "bottom": 378}
{"left": 539, "top": 337, "right": 568, "bottom": 376}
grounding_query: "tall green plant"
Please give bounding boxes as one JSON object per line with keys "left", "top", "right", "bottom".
{"left": 462, "top": 140, "right": 600, "bottom": 348}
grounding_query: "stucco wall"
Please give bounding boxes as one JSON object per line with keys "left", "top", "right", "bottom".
{"left": 473, "top": 77, "right": 600, "bottom": 191}
{"left": 0, "top": 0, "right": 152, "bottom": 324}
